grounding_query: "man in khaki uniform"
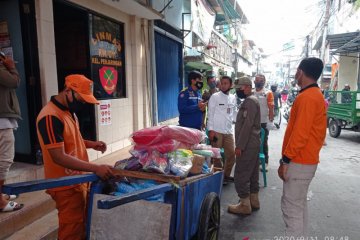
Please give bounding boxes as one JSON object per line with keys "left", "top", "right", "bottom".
{"left": 228, "top": 77, "right": 261, "bottom": 215}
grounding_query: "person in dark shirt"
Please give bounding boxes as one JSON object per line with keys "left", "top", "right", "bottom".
{"left": 178, "top": 71, "right": 206, "bottom": 129}
{"left": 341, "top": 84, "right": 352, "bottom": 103}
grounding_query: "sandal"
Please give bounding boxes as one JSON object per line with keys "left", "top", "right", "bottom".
{"left": 0, "top": 201, "right": 24, "bottom": 212}
{"left": 2, "top": 194, "right": 18, "bottom": 201}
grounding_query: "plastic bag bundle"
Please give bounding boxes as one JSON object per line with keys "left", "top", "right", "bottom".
{"left": 193, "top": 144, "right": 212, "bottom": 150}
{"left": 114, "top": 180, "right": 164, "bottom": 202}
{"left": 131, "top": 126, "right": 163, "bottom": 145}
{"left": 168, "top": 149, "right": 193, "bottom": 177}
{"left": 192, "top": 149, "right": 214, "bottom": 158}
{"left": 202, "top": 162, "right": 211, "bottom": 174}
{"left": 162, "top": 125, "right": 206, "bottom": 145}
{"left": 131, "top": 125, "right": 205, "bottom": 146}
{"left": 133, "top": 139, "right": 181, "bottom": 154}
{"left": 114, "top": 156, "right": 142, "bottom": 171}
{"left": 193, "top": 144, "right": 222, "bottom": 158}
{"left": 140, "top": 151, "right": 169, "bottom": 174}
{"left": 210, "top": 148, "right": 222, "bottom": 158}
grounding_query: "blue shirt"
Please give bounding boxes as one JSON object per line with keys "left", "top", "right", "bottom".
{"left": 178, "top": 87, "right": 203, "bottom": 129}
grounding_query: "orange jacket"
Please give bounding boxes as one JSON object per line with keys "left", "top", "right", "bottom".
{"left": 282, "top": 84, "right": 327, "bottom": 165}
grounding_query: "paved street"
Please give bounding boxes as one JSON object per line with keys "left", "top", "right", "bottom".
{"left": 219, "top": 118, "right": 360, "bottom": 240}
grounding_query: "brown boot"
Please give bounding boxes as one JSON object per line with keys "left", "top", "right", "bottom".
{"left": 250, "top": 193, "right": 260, "bottom": 210}
{"left": 228, "top": 197, "right": 252, "bottom": 215}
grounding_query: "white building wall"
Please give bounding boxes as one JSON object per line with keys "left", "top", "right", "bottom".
{"left": 35, "top": 0, "right": 152, "bottom": 161}
{"left": 152, "top": 0, "right": 184, "bottom": 29}
{"left": 338, "top": 54, "right": 359, "bottom": 90}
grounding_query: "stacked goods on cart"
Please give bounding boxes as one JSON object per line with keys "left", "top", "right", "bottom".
{"left": 114, "top": 125, "right": 221, "bottom": 178}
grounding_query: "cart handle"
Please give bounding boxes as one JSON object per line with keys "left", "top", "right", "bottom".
{"left": 97, "top": 183, "right": 174, "bottom": 209}
{"left": 2, "top": 174, "right": 99, "bottom": 195}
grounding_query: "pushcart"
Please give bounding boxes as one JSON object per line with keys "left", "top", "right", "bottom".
{"left": 3, "top": 169, "right": 223, "bottom": 240}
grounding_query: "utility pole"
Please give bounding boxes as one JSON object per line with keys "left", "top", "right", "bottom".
{"left": 256, "top": 54, "right": 260, "bottom": 74}
{"left": 320, "top": 0, "right": 331, "bottom": 62}
{"left": 305, "top": 35, "right": 310, "bottom": 57}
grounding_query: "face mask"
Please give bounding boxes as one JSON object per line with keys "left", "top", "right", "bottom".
{"left": 208, "top": 82, "right": 216, "bottom": 89}
{"left": 255, "top": 82, "right": 265, "bottom": 89}
{"left": 195, "top": 81, "right": 203, "bottom": 90}
{"left": 66, "top": 90, "right": 85, "bottom": 113}
{"left": 236, "top": 89, "right": 246, "bottom": 99}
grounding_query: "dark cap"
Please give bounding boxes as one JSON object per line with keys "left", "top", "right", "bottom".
{"left": 235, "top": 77, "right": 252, "bottom": 88}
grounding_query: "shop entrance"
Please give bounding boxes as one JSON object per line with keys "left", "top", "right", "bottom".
{"left": 53, "top": 1, "right": 96, "bottom": 141}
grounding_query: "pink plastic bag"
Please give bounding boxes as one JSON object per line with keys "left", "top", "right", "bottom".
{"left": 133, "top": 139, "right": 180, "bottom": 154}
{"left": 131, "top": 125, "right": 205, "bottom": 146}
{"left": 162, "top": 125, "right": 205, "bottom": 145}
{"left": 131, "top": 126, "right": 164, "bottom": 145}
{"left": 133, "top": 140, "right": 194, "bottom": 153}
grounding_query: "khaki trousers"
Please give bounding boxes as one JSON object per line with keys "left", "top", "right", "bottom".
{"left": 211, "top": 132, "right": 235, "bottom": 177}
{"left": 0, "top": 129, "right": 15, "bottom": 180}
{"left": 281, "top": 162, "right": 317, "bottom": 237}
{"left": 234, "top": 147, "right": 259, "bottom": 198}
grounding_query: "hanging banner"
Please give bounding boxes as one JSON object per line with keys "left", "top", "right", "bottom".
{"left": 89, "top": 15, "right": 126, "bottom": 99}
{"left": 191, "top": 0, "right": 216, "bottom": 45}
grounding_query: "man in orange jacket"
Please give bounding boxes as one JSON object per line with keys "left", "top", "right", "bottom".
{"left": 278, "top": 57, "right": 326, "bottom": 237}
{"left": 36, "top": 75, "right": 114, "bottom": 240}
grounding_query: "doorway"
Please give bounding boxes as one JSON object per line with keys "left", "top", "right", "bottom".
{"left": 53, "top": 0, "right": 96, "bottom": 141}
{"left": 0, "top": 0, "right": 42, "bottom": 164}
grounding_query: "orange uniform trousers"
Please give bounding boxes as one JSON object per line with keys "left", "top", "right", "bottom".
{"left": 47, "top": 183, "right": 88, "bottom": 240}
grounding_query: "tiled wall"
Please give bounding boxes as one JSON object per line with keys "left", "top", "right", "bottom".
{"left": 36, "top": 0, "right": 152, "bottom": 162}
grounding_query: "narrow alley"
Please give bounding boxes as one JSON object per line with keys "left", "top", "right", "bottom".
{"left": 219, "top": 120, "right": 360, "bottom": 239}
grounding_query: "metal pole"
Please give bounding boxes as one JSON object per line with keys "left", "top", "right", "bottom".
{"left": 357, "top": 53, "right": 360, "bottom": 90}
{"left": 305, "top": 35, "right": 310, "bottom": 58}
{"left": 320, "top": 0, "right": 331, "bottom": 62}
{"left": 149, "top": 21, "right": 158, "bottom": 126}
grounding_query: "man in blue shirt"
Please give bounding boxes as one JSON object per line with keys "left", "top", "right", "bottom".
{"left": 178, "top": 71, "right": 206, "bottom": 129}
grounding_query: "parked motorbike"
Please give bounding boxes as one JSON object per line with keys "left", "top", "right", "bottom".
{"left": 283, "top": 102, "right": 292, "bottom": 122}
{"left": 283, "top": 88, "right": 299, "bottom": 122}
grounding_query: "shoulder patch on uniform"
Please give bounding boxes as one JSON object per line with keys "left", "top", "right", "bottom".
{"left": 180, "top": 87, "right": 188, "bottom": 93}
{"left": 243, "top": 110, "right": 248, "bottom": 118}
{"left": 180, "top": 93, "right": 185, "bottom": 98}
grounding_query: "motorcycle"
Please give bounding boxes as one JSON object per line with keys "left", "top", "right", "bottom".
{"left": 283, "top": 101, "right": 292, "bottom": 122}
{"left": 283, "top": 87, "right": 299, "bottom": 122}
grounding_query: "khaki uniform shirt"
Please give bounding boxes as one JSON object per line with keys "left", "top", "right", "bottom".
{"left": 235, "top": 95, "right": 261, "bottom": 150}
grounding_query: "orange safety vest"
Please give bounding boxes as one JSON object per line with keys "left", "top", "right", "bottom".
{"left": 36, "top": 98, "right": 88, "bottom": 191}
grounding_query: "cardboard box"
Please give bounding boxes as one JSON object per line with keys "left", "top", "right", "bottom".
{"left": 190, "top": 154, "right": 205, "bottom": 174}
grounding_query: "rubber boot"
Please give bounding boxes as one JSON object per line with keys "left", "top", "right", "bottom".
{"left": 228, "top": 197, "right": 252, "bottom": 215}
{"left": 250, "top": 193, "right": 260, "bottom": 210}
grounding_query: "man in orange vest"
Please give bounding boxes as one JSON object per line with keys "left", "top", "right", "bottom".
{"left": 278, "top": 58, "right": 326, "bottom": 237}
{"left": 36, "top": 75, "right": 114, "bottom": 240}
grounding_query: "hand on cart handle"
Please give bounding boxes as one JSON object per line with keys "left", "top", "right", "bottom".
{"left": 94, "top": 164, "right": 114, "bottom": 180}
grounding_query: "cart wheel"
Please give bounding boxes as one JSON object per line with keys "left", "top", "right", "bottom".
{"left": 329, "top": 119, "right": 341, "bottom": 138}
{"left": 197, "top": 192, "right": 220, "bottom": 240}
